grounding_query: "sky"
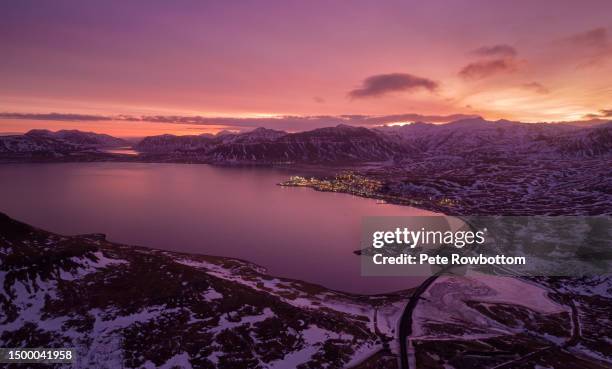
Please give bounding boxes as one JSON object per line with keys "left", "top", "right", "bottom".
{"left": 1, "top": 0, "right": 612, "bottom": 136}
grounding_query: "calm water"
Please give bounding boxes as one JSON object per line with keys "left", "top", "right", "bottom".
{"left": 101, "top": 147, "right": 139, "bottom": 155}
{"left": 0, "top": 163, "right": 435, "bottom": 294}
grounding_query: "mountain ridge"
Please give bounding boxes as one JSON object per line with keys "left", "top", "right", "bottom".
{"left": 135, "top": 119, "right": 612, "bottom": 163}
{"left": 1, "top": 120, "right": 611, "bottom": 163}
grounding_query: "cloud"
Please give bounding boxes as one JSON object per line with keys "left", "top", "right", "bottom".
{"left": 564, "top": 27, "right": 612, "bottom": 66}
{"left": 520, "top": 82, "right": 549, "bottom": 94}
{"left": 313, "top": 96, "right": 325, "bottom": 103}
{"left": 459, "top": 59, "right": 517, "bottom": 80}
{"left": 471, "top": 44, "right": 517, "bottom": 58}
{"left": 584, "top": 108, "right": 612, "bottom": 119}
{"left": 127, "top": 113, "right": 476, "bottom": 130}
{"left": 0, "top": 111, "right": 478, "bottom": 132}
{"left": 0, "top": 112, "right": 111, "bottom": 121}
{"left": 567, "top": 27, "right": 609, "bottom": 49}
{"left": 348, "top": 73, "right": 439, "bottom": 99}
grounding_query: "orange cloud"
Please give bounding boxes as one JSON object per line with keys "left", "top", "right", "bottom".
{"left": 564, "top": 27, "right": 612, "bottom": 67}
{"left": 348, "top": 73, "right": 439, "bottom": 99}
{"left": 459, "top": 58, "right": 518, "bottom": 80}
{"left": 520, "top": 82, "right": 550, "bottom": 94}
{"left": 471, "top": 44, "right": 517, "bottom": 58}
{"left": 584, "top": 108, "right": 612, "bottom": 119}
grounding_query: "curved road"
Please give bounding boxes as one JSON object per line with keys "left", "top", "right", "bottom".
{"left": 398, "top": 274, "right": 440, "bottom": 369}
{"left": 398, "top": 278, "right": 586, "bottom": 369}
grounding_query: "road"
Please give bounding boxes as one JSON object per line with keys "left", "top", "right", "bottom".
{"left": 397, "top": 274, "right": 440, "bottom": 369}
{"left": 397, "top": 217, "right": 476, "bottom": 369}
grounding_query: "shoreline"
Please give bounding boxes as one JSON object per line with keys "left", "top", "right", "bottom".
{"left": 2, "top": 162, "right": 610, "bottom": 368}
{"left": 278, "top": 173, "right": 455, "bottom": 215}
{"left": 0, "top": 160, "right": 430, "bottom": 296}
{"left": 0, "top": 211, "right": 405, "bottom": 368}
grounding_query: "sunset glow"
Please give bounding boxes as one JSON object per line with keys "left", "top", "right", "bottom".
{"left": 1, "top": 3, "right": 611, "bottom": 366}
{"left": 2, "top": 0, "right": 612, "bottom": 136}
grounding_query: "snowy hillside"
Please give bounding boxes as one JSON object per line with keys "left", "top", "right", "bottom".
{"left": 410, "top": 274, "right": 611, "bottom": 368}
{"left": 0, "top": 212, "right": 408, "bottom": 369}
{"left": 376, "top": 118, "right": 611, "bottom": 157}
{"left": 0, "top": 130, "right": 128, "bottom": 159}
{"left": 1, "top": 213, "right": 610, "bottom": 368}
{"left": 25, "top": 129, "right": 129, "bottom": 148}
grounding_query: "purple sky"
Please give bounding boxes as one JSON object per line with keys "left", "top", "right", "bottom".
{"left": 1, "top": 0, "right": 612, "bottom": 135}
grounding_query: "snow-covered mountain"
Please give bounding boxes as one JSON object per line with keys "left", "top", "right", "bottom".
{"left": 0, "top": 134, "right": 82, "bottom": 155}
{"left": 25, "top": 129, "right": 129, "bottom": 148}
{"left": 2, "top": 120, "right": 610, "bottom": 163}
{"left": 544, "top": 121, "right": 612, "bottom": 157}
{"left": 377, "top": 118, "right": 595, "bottom": 156}
{"left": 133, "top": 119, "right": 612, "bottom": 164}
{"left": 208, "top": 125, "right": 406, "bottom": 163}
{"left": 0, "top": 130, "right": 129, "bottom": 158}
{"left": 222, "top": 127, "right": 287, "bottom": 144}
{"left": 134, "top": 128, "right": 286, "bottom": 154}
{"left": 135, "top": 134, "right": 216, "bottom": 154}
{"left": 135, "top": 125, "right": 406, "bottom": 163}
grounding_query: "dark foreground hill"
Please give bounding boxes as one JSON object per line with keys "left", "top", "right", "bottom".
{"left": 0, "top": 212, "right": 401, "bottom": 369}
{"left": 0, "top": 213, "right": 610, "bottom": 368}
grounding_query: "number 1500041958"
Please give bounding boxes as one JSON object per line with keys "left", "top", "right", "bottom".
{"left": 0, "top": 348, "right": 75, "bottom": 363}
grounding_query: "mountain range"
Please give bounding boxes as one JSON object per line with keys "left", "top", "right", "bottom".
{"left": 0, "top": 129, "right": 129, "bottom": 158}
{"left": 136, "top": 118, "right": 612, "bottom": 163}
{"left": 1, "top": 118, "right": 610, "bottom": 163}
{"left": 0, "top": 120, "right": 610, "bottom": 367}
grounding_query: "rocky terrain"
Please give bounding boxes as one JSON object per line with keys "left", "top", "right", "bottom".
{"left": 283, "top": 154, "right": 611, "bottom": 216}
{"left": 3, "top": 121, "right": 610, "bottom": 217}
{"left": 0, "top": 212, "right": 408, "bottom": 369}
{"left": 409, "top": 274, "right": 611, "bottom": 369}
{"left": 1, "top": 213, "right": 610, "bottom": 368}
{"left": 2, "top": 118, "right": 611, "bottom": 165}
{"left": 24, "top": 130, "right": 129, "bottom": 149}
{"left": 133, "top": 118, "right": 612, "bottom": 164}
{"left": 0, "top": 129, "right": 129, "bottom": 161}
{"left": 274, "top": 119, "right": 612, "bottom": 216}
{"left": 135, "top": 125, "right": 406, "bottom": 164}
{"left": 1, "top": 119, "right": 611, "bottom": 368}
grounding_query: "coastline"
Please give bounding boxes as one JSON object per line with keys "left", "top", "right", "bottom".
{"left": 0, "top": 211, "right": 407, "bottom": 368}
{"left": 4, "top": 152, "right": 610, "bottom": 217}
{"left": 1, "top": 160, "right": 611, "bottom": 368}
{"left": 278, "top": 173, "right": 455, "bottom": 215}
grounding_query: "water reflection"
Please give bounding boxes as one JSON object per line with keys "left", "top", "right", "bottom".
{"left": 0, "top": 162, "right": 437, "bottom": 294}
